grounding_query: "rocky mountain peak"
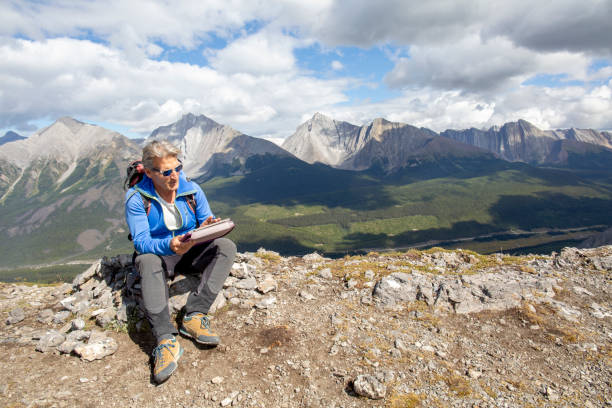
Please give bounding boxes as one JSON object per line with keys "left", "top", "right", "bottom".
{"left": 148, "top": 113, "right": 288, "bottom": 179}
{"left": 55, "top": 117, "right": 86, "bottom": 132}
{"left": 1, "top": 245, "right": 610, "bottom": 406}
{"left": 0, "top": 118, "right": 121, "bottom": 168}
{"left": 0, "top": 131, "right": 25, "bottom": 146}
{"left": 282, "top": 113, "right": 361, "bottom": 166}
{"left": 311, "top": 112, "right": 331, "bottom": 122}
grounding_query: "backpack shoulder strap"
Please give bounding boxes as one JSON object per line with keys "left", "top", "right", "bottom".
{"left": 126, "top": 191, "right": 152, "bottom": 241}
{"left": 142, "top": 195, "right": 151, "bottom": 216}
{"left": 127, "top": 189, "right": 152, "bottom": 216}
{"left": 185, "top": 193, "right": 199, "bottom": 227}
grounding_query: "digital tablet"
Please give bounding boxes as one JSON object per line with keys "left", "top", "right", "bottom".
{"left": 180, "top": 218, "right": 235, "bottom": 244}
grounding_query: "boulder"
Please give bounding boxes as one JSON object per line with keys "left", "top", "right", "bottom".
{"left": 353, "top": 375, "right": 386, "bottom": 399}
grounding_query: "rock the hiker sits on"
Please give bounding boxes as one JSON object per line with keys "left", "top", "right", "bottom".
{"left": 124, "top": 140, "right": 236, "bottom": 384}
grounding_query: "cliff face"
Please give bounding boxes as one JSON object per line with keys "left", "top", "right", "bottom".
{"left": 1, "top": 245, "right": 610, "bottom": 406}
{"left": 282, "top": 112, "right": 362, "bottom": 166}
{"left": 441, "top": 119, "right": 612, "bottom": 165}
{"left": 149, "top": 113, "right": 291, "bottom": 179}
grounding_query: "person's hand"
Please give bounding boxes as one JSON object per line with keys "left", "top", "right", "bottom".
{"left": 202, "top": 216, "right": 221, "bottom": 226}
{"left": 170, "top": 234, "right": 195, "bottom": 255}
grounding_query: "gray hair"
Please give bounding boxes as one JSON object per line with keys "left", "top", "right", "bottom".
{"left": 142, "top": 140, "right": 181, "bottom": 169}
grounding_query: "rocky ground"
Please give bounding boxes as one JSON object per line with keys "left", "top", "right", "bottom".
{"left": 0, "top": 246, "right": 611, "bottom": 408}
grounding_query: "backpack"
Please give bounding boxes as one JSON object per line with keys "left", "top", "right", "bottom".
{"left": 124, "top": 160, "right": 199, "bottom": 241}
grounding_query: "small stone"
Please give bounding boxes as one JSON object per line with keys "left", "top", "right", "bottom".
{"left": 346, "top": 278, "right": 358, "bottom": 289}
{"left": 223, "top": 276, "right": 238, "bottom": 288}
{"left": 95, "top": 309, "right": 116, "bottom": 328}
{"left": 257, "top": 275, "right": 277, "bottom": 294}
{"left": 79, "top": 378, "right": 89, "bottom": 383}
{"left": 6, "top": 308, "right": 25, "bottom": 325}
{"left": 209, "top": 293, "right": 227, "bottom": 315}
{"left": 220, "top": 397, "right": 232, "bottom": 407}
{"left": 52, "top": 311, "right": 71, "bottom": 324}
{"left": 230, "top": 263, "right": 254, "bottom": 279}
{"left": 467, "top": 369, "right": 482, "bottom": 379}
{"left": 302, "top": 253, "right": 324, "bottom": 262}
{"left": 541, "top": 385, "right": 559, "bottom": 402}
{"left": 71, "top": 319, "right": 86, "bottom": 331}
{"left": 211, "top": 376, "right": 224, "bottom": 384}
{"left": 74, "top": 337, "right": 118, "bottom": 361}
{"left": 364, "top": 270, "right": 375, "bottom": 280}
{"left": 58, "top": 340, "right": 83, "bottom": 354}
{"left": 255, "top": 296, "right": 276, "bottom": 309}
{"left": 66, "top": 330, "right": 91, "bottom": 342}
{"left": 234, "top": 277, "right": 257, "bottom": 291}
{"left": 37, "top": 309, "right": 54, "bottom": 324}
{"left": 353, "top": 375, "right": 386, "bottom": 400}
{"left": 299, "top": 291, "right": 315, "bottom": 300}
{"left": 72, "top": 262, "right": 100, "bottom": 287}
{"left": 36, "top": 330, "right": 66, "bottom": 352}
{"left": 394, "top": 338, "right": 409, "bottom": 353}
{"left": 318, "top": 268, "right": 333, "bottom": 279}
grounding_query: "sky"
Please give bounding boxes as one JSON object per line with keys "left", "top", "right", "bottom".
{"left": 1, "top": 0, "right": 611, "bottom": 143}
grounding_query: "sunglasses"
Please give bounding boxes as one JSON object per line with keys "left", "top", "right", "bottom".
{"left": 151, "top": 161, "right": 183, "bottom": 177}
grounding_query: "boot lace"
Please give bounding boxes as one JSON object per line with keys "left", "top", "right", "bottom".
{"left": 152, "top": 342, "right": 174, "bottom": 366}
{"left": 198, "top": 314, "right": 211, "bottom": 330}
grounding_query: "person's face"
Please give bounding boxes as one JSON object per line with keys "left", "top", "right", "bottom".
{"left": 145, "top": 155, "right": 181, "bottom": 195}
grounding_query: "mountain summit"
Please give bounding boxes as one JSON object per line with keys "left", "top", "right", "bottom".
{"left": 148, "top": 113, "right": 291, "bottom": 179}
{"left": 282, "top": 113, "right": 361, "bottom": 166}
{"left": 0, "top": 131, "right": 26, "bottom": 146}
{"left": 0, "top": 117, "right": 125, "bottom": 168}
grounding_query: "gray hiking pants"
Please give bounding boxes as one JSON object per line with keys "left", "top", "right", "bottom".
{"left": 134, "top": 238, "right": 236, "bottom": 341}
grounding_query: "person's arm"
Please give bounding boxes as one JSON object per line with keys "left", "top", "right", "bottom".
{"left": 125, "top": 191, "right": 174, "bottom": 255}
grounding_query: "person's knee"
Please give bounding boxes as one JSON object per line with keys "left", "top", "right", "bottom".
{"left": 215, "top": 238, "right": 236, "bottom": 258}
{"left": 135, "top": 253, "right": 164, "bottom": 277}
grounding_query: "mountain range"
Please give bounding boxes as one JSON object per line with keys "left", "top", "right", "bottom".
{"left": 284, "top": 114, "right": 612, "bottom": 171}
{"left": 1, "top": 113, "right": 611, "bottom": 269}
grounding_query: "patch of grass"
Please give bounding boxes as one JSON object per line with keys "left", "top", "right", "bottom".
{"left": 386, "top": 392, "right": 424, "bottom": 408}
{"left": 441, "top": 372, "right": 472, "bottom": 397}
{"left": 557, "top": 327, "right": 584, "bottom": 343}
{"left": 479, "top": 381, "right": 497, "bottom": 399}
{"left": 105, "top": 320, "right": 128, "bottom": 334}
{"left": 520, "top": 302, "right": 545, "bottom": 326}
{"left": 254, "top": 251, "right": 281, "bottom": 262}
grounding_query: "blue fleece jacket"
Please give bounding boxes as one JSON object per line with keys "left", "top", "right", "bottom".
{"left": 125, "top": 172, "right": 213, "bottom": 256}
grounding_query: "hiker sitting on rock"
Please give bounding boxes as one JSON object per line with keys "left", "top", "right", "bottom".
{"left": 125, "top": 140, "right": 236, "bottom": 384}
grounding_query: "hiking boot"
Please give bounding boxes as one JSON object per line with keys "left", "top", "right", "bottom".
{"left": 179, "top": 313, "right": 220, "bottom": 345}
{"left": 152, "top": 336, "right": 183, "bottom": 384}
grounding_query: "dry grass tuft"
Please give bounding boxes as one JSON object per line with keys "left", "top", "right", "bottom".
{"left": 439, "top": 372, "right": 472, "bottom": 397}
{"left": 386, "top": 392, "right": 424, "bottom": 408}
